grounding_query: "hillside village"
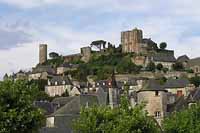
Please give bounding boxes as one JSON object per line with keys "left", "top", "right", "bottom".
{"left": 3, "top": 28, "right": 200, "bottom": 132}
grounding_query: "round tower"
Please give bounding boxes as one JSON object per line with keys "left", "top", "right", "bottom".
{"left": 39, "top": 44, "right": 47, "bottom": 64}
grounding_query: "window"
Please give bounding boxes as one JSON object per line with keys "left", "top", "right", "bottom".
{"left": 177, "top": 90, "right": 183, "bottom": 97}
{"left": 155, "top": 91, "right": 159, "bottom": 96}
{"left": 155, "top": 111, "right": 161, "bottom": 118}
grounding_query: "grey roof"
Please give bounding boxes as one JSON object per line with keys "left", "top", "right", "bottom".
{"left": 52, "top": 95, "right": 98, "bottom": 116}
{"left": 188, "top": 57, "right": 200, "bottom": 67}
{"left": 49, "top": 76, "right": 72, "bottom": 85}
{"left": 164, "top": 78, "right": 190, "bottom": 88}
{"left": 167, "top": 96, "right": 187, "bottom": 113}
{"left": 138, "top": 79, "right": 166, "bottom": 92}
{"left": 177, "top": 55, "right": 190, "bottom": 63}
{"left": 152, "top": 52, "right": 176, "bottom": 62}
{"left": 52, "top": 97, "right": 76, "bottom": 107}
{"left": 32, "top": 65, "right": 55, "bottom": 74}
{"left": 187, "top": 88, "right": 200, "bottom": 102}
{"left": 34, "top": 101, "right": 57, "bottom": 115}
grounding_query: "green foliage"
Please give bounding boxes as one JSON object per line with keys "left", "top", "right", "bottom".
{"left": 70, "top": 53, "right": 142, "bottom": 81}
{"left": 0, "top": 80, "right": 45, "bottom": 133}
{"left": 163, "top": 104, "right": 200, "bottom": 133}
{"left": 146, "top": 62, "right": 156, "bottom": 72}
{"left": 172, "top": 62, "right": 184, "bottom": 71}
{"left": 72, "top": 96, "right": 160, "bottom": 133}
{"left": 49, "top": 52, "right": 59, "bottom": 59}
{"left": 156, "top": 63, "right": 163, "bottom": 71}
{"left": 159, "top": 42, "right": 167, "bottom": 50}
{"left": 46, "top": 55, "right": 64, "bottom": 68}
{"left": 163, "top": 68, "right": 169, "bottom": 73}
{"left": 190, "top": 76, "right": 200, "bottom": 87}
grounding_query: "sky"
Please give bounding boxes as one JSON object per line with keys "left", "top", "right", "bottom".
{"left": 1, "top": 0, "right": 200, "bottom": 79}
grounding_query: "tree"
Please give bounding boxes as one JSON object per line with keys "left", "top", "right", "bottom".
{"left": 190, "top": 76, "right": 200, "bottom": 87}
{"left": 49, "top": 52, "right": 59, "bottom": 59}
{"left": 146, "top": 62, "right": 156, "bottom": 72}
{"left": 163, "top": 104, "right": 200, "bottom": 133}
{"left": 0, "top": 80, "right": 45, "bottom": 133}
{"left": 72, "top": 96, "right": 160, "bottom": 133}
{"left": 159, "top": 42, "right": 167, "bottom": 50}
{"left": 156, "top": 63, "right": 163, "bottom": 71}
{"left": 172, "top": 62, "right": 184, "bottom": 71}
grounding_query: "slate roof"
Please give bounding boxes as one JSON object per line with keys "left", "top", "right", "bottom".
{"left": 49, "top": 76, "right": 72, "bottom": 86}
{"left": 34, "top": 101, "right": 57, "bottom": 115}
{"left": 51, "top": 95, "right": 98, "bottom": 116}
{"left": 177, "top": 55, "right": 190, "bottom": 63}
{"left": 187, "top": 88, "right": 200, "bottom": 102}
{"left": 137, "top": 79, "right": 166, "bottom": 92}
{"left": 164, "top": 78, "right": 190, "bottom": 88}
{"left": 152, "top": 52, "right": 176, "bottom": 62}
{"left": 167, "top": 96, "right": 187, "bottom": 113}
{"left": 188, "top": 57, "right": 200, "bottom": 67}
{"left": 52, "top": 97, "right": 76, "bottom": 107}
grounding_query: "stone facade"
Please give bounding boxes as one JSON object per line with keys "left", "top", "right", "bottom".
{"left": 45, "top": 84, "right": 71, "bottom": 97}
{"left": 81, "top": 47, "right": 91, "bottom": 62}
{"left": 154, "top": 61, "right": 174, "bottom": 70}
{"left": 121, "top": 28, "right": 143, "bottom": 53}
{"left": 137, "top": 90, "right": 168, "bottom": 125}
{"left": 39, "top": 44, "right": 47, "bottom": 64}
{"left": 29, "top": 72, "right": 49, "bottom": 80}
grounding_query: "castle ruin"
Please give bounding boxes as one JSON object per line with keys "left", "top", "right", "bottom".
{"left": 121, "top": 28, "right": 143, "bottom": 53}
{"left": 39, "top": 44, "right": 47, "bottom": 64}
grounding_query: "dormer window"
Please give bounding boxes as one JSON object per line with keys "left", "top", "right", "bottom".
{"left": 103, "top": 82, "right": 105, "bottom": 85}
{"left": 62, "top": 81, "right": 66, "bottom": 85}
{"left": 55, "top": 81, "right": 58, "bottom": 85}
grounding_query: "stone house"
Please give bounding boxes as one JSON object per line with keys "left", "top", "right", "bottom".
{"left": 137, "top": 80, "right": 168, "bottom": 125}
{"left": 29, "top": 65, "right": 55, "bottom": 80}
{"left": 151, "top": 50, "right": 176, "bottom": 70}
{"left": 57, "top": 63, "right": 78, "bottom": 75}
{"left": 163, "top": 78, "right": 194, "bottom": 97}
{"left": 45, "top": 76, "right": 72, "bottom": 97}
{"left": 40, "top": 95, "right": 99, "bottom": 133}
{"left": 177, "top": 55, "right": 190, "bottom": 68}
{"left": 187, "top": 57, "right": 200, "bottom": 74}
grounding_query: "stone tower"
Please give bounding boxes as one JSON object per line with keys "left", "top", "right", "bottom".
{"left": 39, "top": 44, "right": 47, "bottom": 64}
{"left": 81, "top": 47, "right": 91, "bottom": 63}
{"left": 121, "top": 28, "right": 143, "bottom": 53}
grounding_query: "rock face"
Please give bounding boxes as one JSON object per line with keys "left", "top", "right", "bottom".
{"left": 121, "top": 28, "right": 143, "bottom": 53}
{"left": 39, "top": 44, "right": 47, "bottom": 64}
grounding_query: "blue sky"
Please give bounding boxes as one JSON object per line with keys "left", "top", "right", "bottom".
{"left": 1, "top": 0, "right": 200, "bottom": 79}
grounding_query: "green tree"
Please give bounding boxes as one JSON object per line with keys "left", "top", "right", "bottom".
{"left": 0, "top": 80, "right": 45, "bottom": 133}
{"left": 146, "top": 62, "right": 156, "bottom": 72}
{"left": 172, "top": 62, "right": 184, "bottom": 71}
{"left": 190, "top": 76, "right": 200, "bottom": 87}
{"left": 72, "top": 96, "right": 160, "bottom": 133}
{"left": 49, "top": 52, "right": 59, "bottom": 59}
{"left": 159, "top": 42, "right": 167, "bottom": 50}
{"left": 163, "top": 104, "right": 200, "bottom": 133}
{"left": 156, "top": 63, "right": 163, "bottom": 71}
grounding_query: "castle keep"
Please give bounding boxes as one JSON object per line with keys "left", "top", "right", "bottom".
{"left": 39, "top": 44, "right": 47, "bottom": 64}
{"left": 121, "top": 28, "right": 143, "bottom": 53}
